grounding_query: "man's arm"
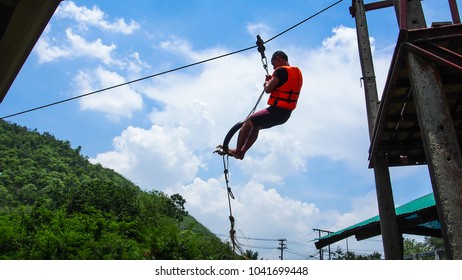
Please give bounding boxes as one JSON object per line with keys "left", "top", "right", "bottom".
{"left": 264, "top": 75, "right": 279, "bottom": 93}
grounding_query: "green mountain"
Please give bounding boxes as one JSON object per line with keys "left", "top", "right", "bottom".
{"left": 0, "top": 120, "right": 236, "bottom": 260}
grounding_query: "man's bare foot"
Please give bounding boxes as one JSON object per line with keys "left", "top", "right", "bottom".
{"left": 228, "top": 148, "right": 244, "bottom": 160}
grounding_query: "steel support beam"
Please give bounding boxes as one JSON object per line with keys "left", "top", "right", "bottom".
{"left": 350, "top": 0, "right": 394, "bottom": 17}
{"left": 449, "top": 0, "right": 461, "bottom": 24}
{"left": 405, "top": 42, "right": 462, "bottom": 72}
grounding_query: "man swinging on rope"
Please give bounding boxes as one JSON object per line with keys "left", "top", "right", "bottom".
{"left": 229, "top": 50, "right": 303, "bottom": 160}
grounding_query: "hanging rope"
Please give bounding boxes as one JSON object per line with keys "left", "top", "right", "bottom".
{"left": 221, "top": 154, "right": 245, "bottom": 257}
{"left": 215, "top": 35, "right": 271, "bottom": 257}
{"left": 246, "top": 35, "right": 269, "bottom": 119}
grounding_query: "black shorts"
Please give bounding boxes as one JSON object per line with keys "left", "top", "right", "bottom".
{"left": 249, "top": 106, "right": 292, "bottom": 129}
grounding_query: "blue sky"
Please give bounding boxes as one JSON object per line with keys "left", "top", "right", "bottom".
{"left": 1, "top": 0, "right": 458, "bottom": 259}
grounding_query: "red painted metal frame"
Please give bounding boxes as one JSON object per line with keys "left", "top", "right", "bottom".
{"left": 405, "top": 42, "right": 462, "bottom": 72}
{"left": 449, "top": 0, "right": 461, "bottom": 24}
{"left": 351, "top": 0, "right": 461, "bottom": 26}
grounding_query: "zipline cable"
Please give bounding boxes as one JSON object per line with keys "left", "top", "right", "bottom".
{"left": 0, "top": 0, "right": 343, "bottom": 120}
{"left": 0, "top": 46, "right": 254, "bottom": 120}
{"left": 264, "top": 0, "right": 343, "bottom": 45}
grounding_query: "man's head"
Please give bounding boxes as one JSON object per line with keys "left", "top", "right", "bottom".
{"left": 271, "top": 50, "right": 289, "bottom": 69}
{"left": 271, "top": 50, "right": 288, "bottom": 61}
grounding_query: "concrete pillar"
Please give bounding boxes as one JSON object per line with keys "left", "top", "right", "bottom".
{"left": 407, "top": 52, "right": 462, "bottom": 259}
{"left": 353, "top": 0, "right": 403, "bottom": 259}
{"left": 373, "top": 154, "right": 403, "bottom": 259}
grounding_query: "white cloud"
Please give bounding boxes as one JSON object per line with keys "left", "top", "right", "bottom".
{"left": 159, "top": 36, "right": 196, "bottom": 60}
{"left": 56, "top": 1, "right": 140, "bottom": 34}
{"left": 36, "top": 27, "right": 121, "bottom": 65}
{"left": 91, "top": 125, "right": 203, "bottom": 189}
{"left": 36, "top": 2, "right": 143, "bottom": 66}
{"left": 247, "top": 23, "right": 272, "bottom": 41}
{"left": 333, "top": 191, "right": 379, "bottom": 230}
{"left": 66, "top": 28, "right": 120, "bottom": 65}
{"left": 165, "top": 178, "right": 322, "bottom": 259}
{"left": 34, "top": 3, "right": 150, "bottom": 120}
{"left": 283, "top": 26, "right": 380, "bottom": 168}
{"left": 73, "top": 67, "right": 143, "bottom": 120}
{"left": 35, "top": 26, "right": 72, "bottom": 63}
{"left": 126, "top": 52, "right": 151, "bottom": 77}
{"left": 158, "top": 35, "right": 237, "bottom": 64}
{"left": 239, "top": 131, "right": 307, "bottom": 184}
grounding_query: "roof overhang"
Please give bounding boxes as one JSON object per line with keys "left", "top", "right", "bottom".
{"left": 0, "top": 0, "right": 62, "bottom": 103}
{"left": 368, "top": 23, "right": 462, "bottom": 168}
{"left": 315, "top": 193, "right": 441, "bottom": 249}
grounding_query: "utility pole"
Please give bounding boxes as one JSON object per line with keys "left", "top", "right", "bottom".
{"left": 278, "top": 239, "right": 287, "bottom": 260}
{"left": 346, "top": 237, "right": 349, "bottom": 254}
{"left": 313, "top": 229, "right": 332, "bottom": 260}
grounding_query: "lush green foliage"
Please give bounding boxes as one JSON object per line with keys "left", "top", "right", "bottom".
{"left": 331, "top": 247, "right": 382, "bottom": 260}
{"left": 403, "top": 237, "right": 445, "bottom": 259}
{"left": 0, "top": 120, "right": 235, "bottom": 259}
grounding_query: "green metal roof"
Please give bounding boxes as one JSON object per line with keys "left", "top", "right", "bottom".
{"left": 315, "top": 193, "right": 440, "bottom": 249}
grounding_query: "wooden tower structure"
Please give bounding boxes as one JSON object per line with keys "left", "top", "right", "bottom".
{"left": 351, "top": 0, "right": 462, "bottom": 259}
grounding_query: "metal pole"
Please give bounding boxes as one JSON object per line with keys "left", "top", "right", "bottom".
{"left": 449, "top": 0, "right": 461, "bottom": 24}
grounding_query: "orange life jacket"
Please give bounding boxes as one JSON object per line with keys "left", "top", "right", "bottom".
{"left": 267, "top": 66, "right": 303, "bottom": 110}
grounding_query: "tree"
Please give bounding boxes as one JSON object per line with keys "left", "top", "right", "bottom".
{"left": 331, "top": 246, "right": 382, "bottom": 260}
{"left": 403, "top": 238, "right": 431, "bottom": 258}
{"left": 151, "top": 191, "right": 188, "bottom": 223}
{"left": 425, "top": 237, "right": 444, "bottom": 251}
{"left": 403, "top": 237, "right": 445, "bottom": 259}
{"left": 0, "top": 185, "right": 14, "bottom": 207}
{"left": 243, "top": 249, "right": 259, "bottom": 260}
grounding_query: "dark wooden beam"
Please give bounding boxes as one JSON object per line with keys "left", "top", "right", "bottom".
{"left": 0, "top": 0, "right": 62, "bottom": 103}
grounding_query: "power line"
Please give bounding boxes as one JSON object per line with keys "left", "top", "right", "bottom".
{"left": 217, "top": 232, "right": 323, "bottom": 259}
{"left": 215, "top": 233, "right": 281, "bottom": 242}
{"left": 238, "top": 244, "right": 279, "bottom": 250}
{"left": 1, "top": 0, "right": 343, "bottom": 120}
{"left": 285, "top": 248, "right": 311, "bottom": 259}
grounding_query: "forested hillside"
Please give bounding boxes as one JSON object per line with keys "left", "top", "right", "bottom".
{"left": 0, "top": 120, "right": 235, "bottom": 259}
